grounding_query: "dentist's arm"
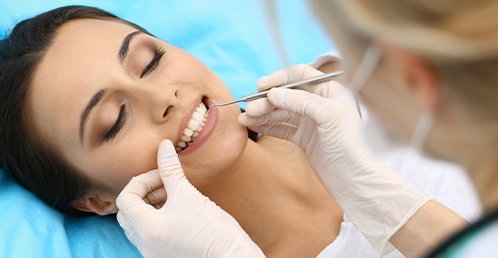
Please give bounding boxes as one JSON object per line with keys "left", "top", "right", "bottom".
{"left": 239, "top": 64, "right": 466, "bottom": 257}
{"left": 116, "top": 140, "right": 265, "bottom": 258}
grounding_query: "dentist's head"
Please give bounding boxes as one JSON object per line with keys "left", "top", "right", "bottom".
{"left": 311, "top": 0, "right": 498, "bottom": 205}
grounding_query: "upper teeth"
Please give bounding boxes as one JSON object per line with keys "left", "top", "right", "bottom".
{"left": 175, "top": 102, "right": 208, "bottom": 152}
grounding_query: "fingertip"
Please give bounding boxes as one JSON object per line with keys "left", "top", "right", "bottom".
{"left": 116, "top": 171, "right": 159, "bottom": 212}
{"left": 158, "top": 139, "right": 177, "bottom": 160}
{"left": 115, "top": 193, "right": 126, "bottom": 212}
{"left": 116, "top": 210, "right": 125, "bottom": 225}
{"left": 159, "top": 139, "right": 174, "bottom": 149}
{"left": 244, "top": 101, "right": 259, "bottom": 116}
{"left": 156, "top": 140, "right": 185, "bottom": 193}
{"left": 256, "top": 76, "right": 269, "bottom": 90}
{"left": 238, "top": 113, "right": 248, "bottom": 126}
{"left": 266, "top": 88, "right": 287, "bottom": 106}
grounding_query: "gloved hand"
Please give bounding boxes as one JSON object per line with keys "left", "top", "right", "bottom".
{"left": 116, "top": 140, "right": 265, "bottom": 258}
{"left": 238, "top": 64, "right": 433, "bottom": 255}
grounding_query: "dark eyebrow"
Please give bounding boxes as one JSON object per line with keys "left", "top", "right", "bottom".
{"left": 118, "top": 31, "right": 143, "bottom": 64}
{"left": 79, "top": 88, "right": 108, "bottom": 144}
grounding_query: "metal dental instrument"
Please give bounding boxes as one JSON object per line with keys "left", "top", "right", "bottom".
{"left": 206, "top": 70, "right": 344, "bottom": 114}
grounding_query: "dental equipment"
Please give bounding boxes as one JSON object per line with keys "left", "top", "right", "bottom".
{"left": 207, "top": 70, "right": 344, "bottom": 114}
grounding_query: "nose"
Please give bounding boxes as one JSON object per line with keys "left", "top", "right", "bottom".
{"left": 130, "top": 82, "right": 178, "bottom": 124}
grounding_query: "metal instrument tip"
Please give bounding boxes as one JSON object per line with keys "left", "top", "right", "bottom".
{"left": 206, "top": 104, "right": 216, "bottom": 115}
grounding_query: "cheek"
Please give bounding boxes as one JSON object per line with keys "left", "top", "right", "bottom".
{"left": 87, "top": 104, "right": 247, "bottom": 194}
{"left": 93, "top": 135, "right": 160, "bottom": 194}
{"left": 361, "top": 78, "right": 421, "bottom": 141}
{"left": 114, "top": 144, "right": 158, "bottom": 185}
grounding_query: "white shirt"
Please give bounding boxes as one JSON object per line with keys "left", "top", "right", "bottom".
{"left": 309, "top": 53, "right": 482, "bottom": 257}
{"left": 317, "top": 147, "right": 482, "bottom": 257}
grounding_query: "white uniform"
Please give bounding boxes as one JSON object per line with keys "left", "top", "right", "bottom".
{"left": 317, "top": 147, "right": 482, "bottom": 257}
{"left": 308, "top": 51, "right": 483, "bottom": 257}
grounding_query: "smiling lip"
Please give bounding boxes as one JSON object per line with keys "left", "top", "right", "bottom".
{"left": 174, "top": 97, "right": 217, "bottom": 155}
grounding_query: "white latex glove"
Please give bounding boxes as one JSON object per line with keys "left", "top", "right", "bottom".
{"left": 238, "top": 64, "right": 434, "bottom": 255}
{"left": 116, "top": 140, "right": 265, "bottom": 258}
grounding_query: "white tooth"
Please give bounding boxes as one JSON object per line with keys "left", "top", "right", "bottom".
{"left": 184, "top": 128, "right": 194, "bottom": 137}
{"left": 175, "top": 147, "right": 182, "bottom": 152}
{"left": 187, "top": 119, "right": 200, "bottom": 130}
{"left": 177, "top": 141, "right": 187, "bottom": 148}
{"left": 200, "top": 102, "right": 206, "bottom": 109}
{"left": 200, "top": 121, "right": 205, "bottom": 128}
{"left": 192, "top": 112, "right": 204, "bottom": 122}
{"left": 192, "top": 131, "right": 199, "bottom": 137}
{"left": 181, "top": 135, "right": 191, "bottom": 142}
{"left": 196, "top": 107, "right": 205, "bottom": 113}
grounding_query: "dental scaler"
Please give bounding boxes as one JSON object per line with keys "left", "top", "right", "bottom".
{"left": 206, "top": 70, "right": 344, "bottom": 114}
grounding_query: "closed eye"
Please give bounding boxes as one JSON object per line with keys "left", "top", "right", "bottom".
{"left": 105, "top": 105, "right": 127, "bottom": 142}
{"left": 141, "top": 47, "right": 165, "bottom": 78}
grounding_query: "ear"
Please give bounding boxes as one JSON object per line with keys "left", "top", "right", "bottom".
{"left": 72, "top": 193, "right": 118, "bottom": 215}
{"left": 381, "top": 43, "right": 440, "bottom": 111}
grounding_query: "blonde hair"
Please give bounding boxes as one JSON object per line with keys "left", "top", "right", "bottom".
{"left": 311, "top": 0, "right": 498, "bottom": 120}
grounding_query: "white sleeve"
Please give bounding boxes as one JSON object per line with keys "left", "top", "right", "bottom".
{"left": 317, "top": 214, "right": 405, "bottom": 258}
{"left": 317, "top": 147, "right": 482, "bottom": 257}
{"left": 378, "top": 147, "right": 482, "bottom": 223}
{"left": 310, "top": 51, "right": 481, "bottom": 257}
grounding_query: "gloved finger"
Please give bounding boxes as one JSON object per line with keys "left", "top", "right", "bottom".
{"left": 244, "top": 98, "right": 274, "bottom": 117}
{"left": 239, "top": 109, "right": 299, "bottom": 127}
{"left": 256, "top": 65, "right": 303, "bottom": 91}
{"left": 143, "top": 186, "right": 167, "bottom": 209}
{"left": 116, "top": 169, "right": 162, "bottom": 212}
{"left": 267, "top": 88, "right": 335, "bottom": 127}
{"left": 256, "top": 64, "right": 322, "bottom": 92}
{"left": 256, "top": 72, "right": 287, "bottom": 91}
{"left": 116, "top": 171, "right": 162, "bottom": 228}
{"left": 246, "top": 123, "right": 297, "bottom": 141}
{"left": 250, "top": 65, "right": 329, "bottom": 117}
{"left": 156, "top": 139, "right": 197, "bottom": 199}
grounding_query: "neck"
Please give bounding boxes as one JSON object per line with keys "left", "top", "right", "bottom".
{"left": 200, "top": 137, "right": 342, "bottom": 256}
{"left": 431, "top": 116, "right": 498, "bottom": 213}
{"left": 464, "top": 146, "right": 498, "bottom": 213}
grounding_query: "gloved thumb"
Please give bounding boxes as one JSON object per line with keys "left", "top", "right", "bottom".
{"left": 157, "top": 139, "right": 188, "bottom": 198}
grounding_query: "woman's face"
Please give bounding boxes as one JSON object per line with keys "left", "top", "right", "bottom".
{"left": 313, "top": 2, "right": 428, "bottom": 146}
{"left": 29, "top": 19, "right": 248, "bottom": 211}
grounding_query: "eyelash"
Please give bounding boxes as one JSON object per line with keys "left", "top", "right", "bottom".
{"left": 140, "top": 47, "right": 165, "bottom": 78}
{"left": 104, "top": 105, "right": 126, "bottom": 142}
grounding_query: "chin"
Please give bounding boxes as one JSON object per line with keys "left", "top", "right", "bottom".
{"left": 179, "top": 105, "right": 248, "bottom": 189}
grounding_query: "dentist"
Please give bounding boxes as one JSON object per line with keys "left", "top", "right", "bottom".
{"left": 116, "top": 0, "right": 498, "bottom": 257}
{"left": 240, "top": 1, "right": 498, "bottom": 256}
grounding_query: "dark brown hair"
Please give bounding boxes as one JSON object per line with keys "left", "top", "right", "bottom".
{"left": 0, "top": 5, "right": 148, "bottom": 213}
